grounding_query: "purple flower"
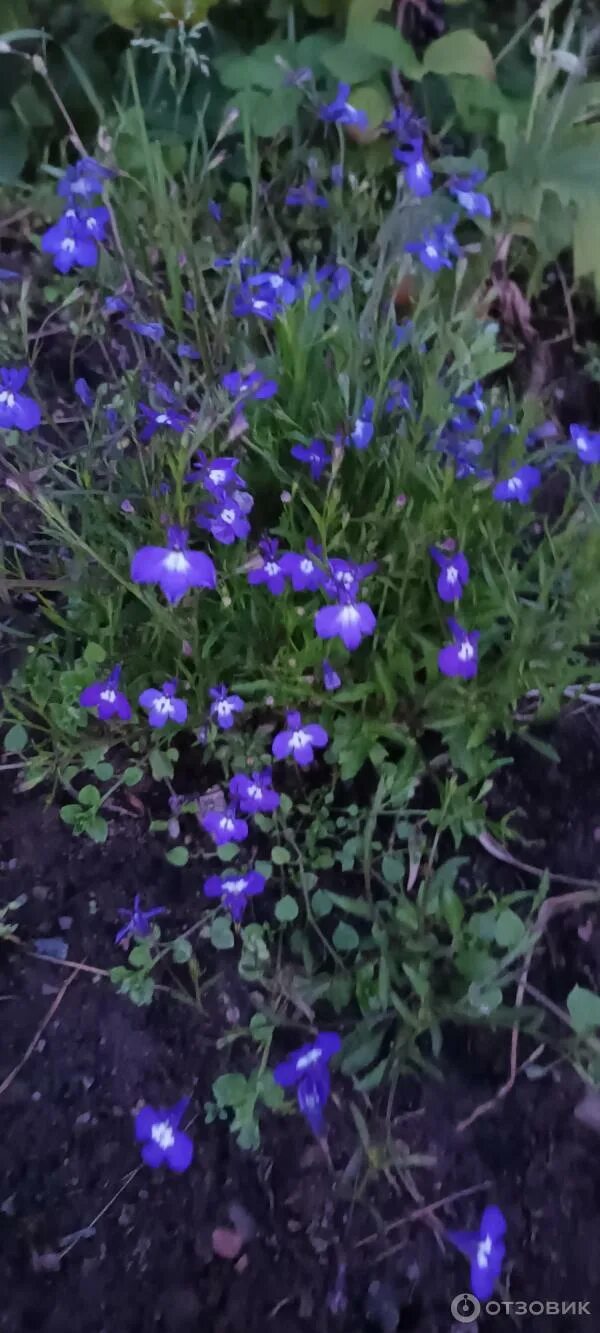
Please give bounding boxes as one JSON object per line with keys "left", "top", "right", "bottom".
{"left": 330, "top": 163, "right": 344, "bottom": 186}
{"left": 247, "top": 538, "right": 287, "bottom": 596}
{"left": 385, "top": 379, "right": 411, "bottom": 414}
{"left": 569, "top": 424, "right": 600, "bottom": 464}
{"left": 286, "top": 179, "right": 328, "bottom": 209}
{"left": 392, "top": 320, "right": 414, "bottom": 349}
{"left": 138, "top": 403, "right": 190, "bottom": 441}
{"left": 186, "top": 451, "right": 243, "bottom": 492}
{"left": 115, "top": 894, "right": 167, "bottom": 945}
{"left": 78, "top": 205, "right": 110, "bottom": 240}
{"left": 57, "top": 156, "right": 113, "bottom": 201}
{"left": 196, "top": 492, "right": 250, "bottom": 545}
{"left": 135, "top": 1097, "right": 193, "bottom": 1173}
{"left": 201, "top": 805, "right": 248, "bottom": 846}
{"left": 406, "top": 220, "right": 459, "bottom": 272}
{"left": 139, "top": 680, "right": 187, "bottom": 728}
{"left": 394, "top": 139, "right": 432, "bottom": 197}
{"left": 322, "top": 660, "right": 341, "bottom": 692}
{"left": 272, "top": 710, "right": 328, "bottom": 767}
{"left": 315, "top": 590, "right": 376, "bottom": 652}
{"left": 350, "top": 397, "right": 374, "bottom": 450}
{"left": 177, "top": 342, "right": 201, "bottom": 360}
{"left": 280, "top": 543, "right": 325, "bottom": 593}
{"left": 203, "top": 870, "right": 266, "bottom": 921}
{"left": 74, "top": 376, "right": 94, "bottom": 408}
{"left": 222, "top": 369, "right": 278, "bottom": 401}
{"left": 104, "top": 294, "right": 129, "bottom": 314}
{"left": 208, "top": 199, "right": 222, "bottom": 221}
{"left": 229, "top": 769, "right": 280, "bottom": 815}
{"left": 448, "top": 172, "right": 492, "bottom": 220}
{"left": 327, "top": 557, "right": 377, "bottom": 594}
{"left": 320, "top": 83, "right": 368, "bottom": 130}
{"left": 184, "top": 290, "right": 195, "bottom": 312}
{"left": 438, "top": 618, "right": 479, "bottom": 680}
{"left": 209, "top": 684, "right": 244, "bottom": 730}
{"left": 453, "top": 382, "right": 486, "bottom": 416}
{"left": 123, "top": 319, "right": 165, "bottom": 342}
{"left": 273, "top": 1032, "right": 341, "bottom": 1136}
{"left": 131, "top": 525, "right": 216, "bottom": 605}
{"left": 40, "top": 214, "right": 98, "bottom": 273}
{"left": 492, "top": 464, "right": 541, "bottom": 504}
{"left": 290, "top": 438, "right": 331, "bottom": 481}
{"left": 430, "top": 547, "right": 470, "bottom": 602}
{"left": 0, "top": 368, "right": 41, "bottom": 431}
{"left": 447, "top": 1205, "right": 506, "bottom": 1302}
{"left": 79, "top": 664, "right": 132, "bottom": 721}
{"left": 385, "top": 102, "right": 425, "bottom": 141}
{"left": 310, "top": 263, "right": 351, "bottom": 309}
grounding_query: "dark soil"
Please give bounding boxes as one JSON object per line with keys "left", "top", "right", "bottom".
{"left": 2, "top": 710, "right": 600, "bottom": 1333}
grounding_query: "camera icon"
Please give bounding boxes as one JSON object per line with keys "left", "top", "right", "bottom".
{"left": 450, "top": 1292, "right": 482, "bottom": 1323}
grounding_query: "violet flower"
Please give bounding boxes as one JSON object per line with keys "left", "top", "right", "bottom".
{"left": 208, "top": 199, "right": 222, "bottom": 221}
{"left": 57, "top": 156, "right": 113, "bottom": 201}
{"left": 139, "top": 680, "right": 187, "bottom": 729}
{"left": 201, "top": 805, "right": 248, "bottom": 846}
{"left": 280, "top": 542, "right": 325, "bottom": 593}
{"left": 229, "top": 769, "right": 280, "bottom": 815}
{"left": 79, "top": 664, "right": 132, "bottom": 721}
{"left": 319, "top": 83, "right": 368, "bottom": 130}
{"left": 315, "top": 587, "right": 376, "bottom": 652}
{"left": 186, "top": 452, "right": 244, "bottom": 493}
{"left": 222, "top": 369, "right": 278, "bottom": 401}
{"left": 123, "top": 319, "right": 165, "bottom": 342}
{"left": 74, "top": 377, "right": 94, "bottom": 408}
{"left": 203, "top": 870, "right": 266, "bottom": 921}
{"left": 209, "top": 684, "right": 244, "bottom": 730}
{"left": 247, "top": 538, "right": 287, "bottom": 596}
{"left": 177, "top": 342, "right": 200, "bottom": 360}
{"left": 272, "top": 710, "right": 328, "bottom": 767}
{"left": 492, "top": 464, "right": 541, "bottom": 504}
{"left": 406, "top": 220, "right": 459, "bottom": 272}
{"left": 0, "top": 368, "right": 41, "bottom": 431}
{"left": 326, "top": 558, "right": 377, "bottom": 595}
{"left": 135, "top": 1097, "right": 193, "bottom": 1173}
{"left": 569, "top": 424, "right": 600, "bottom": 464}
{"left": 438, "top": 618, "right": 479, "bottom": 680}
{"left": 394, "top": 138, "right": 432, "bottom": 197}
{"left": 448, "top": 171, "right": 492, "bottom": 219}
{"left": 350, "top": 397, "right": 374, "bottom": 450}
{"left": 273, "top": 1032, "right": 341, "bottom": 1136}
{"left": 115, "top": 894, "right": 167, "bottom": 945}
{"left": 430, "top": 547, "right": 470, "bottom": 602}
{"left": 130, "top": 525, "right": 216, "bottom": 605}
{"left": 385, "top": 379, "right": 411, "bottom": 414}
{"left": 322, "top": 660, "right": 341, "bottom": 692}
{"left": 138, "top": 403, "right": 190, "bottom": 441}
{"left": 447, "top": 1205, "right": 507, "bottom": 1302}
{"left": 285, "top": 179, "right": 328, "bottom": 209}
{"left": 290, "top": 439, "right": 331, "bottom": 481}
{"left": 196, "top": 492, "right": 250, "bottom": 544}
{"left": 41, "top": 215, "right": 98, "bottom": 273}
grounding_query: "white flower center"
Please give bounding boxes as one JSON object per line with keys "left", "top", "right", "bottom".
{"left": 221, "top": 508, "right": 236, "bottom": 524}
{"left": 221, "top": 817, "right": 235, "bottom": 832}
{"left": 264, "top": 561, "right": 280, "bottom": 576}
{"left": 296, "top": 1048, "right": 321, "bottom": 1071}
{"left": 507, "top": 477, "right": 522, "bottom": 492}
{"left": 209, "top": 468, "right": 227, "bottom": 485}
{"left": 339, "top": 605, "right": 361, "bottom": 626}
{"left": 100, "top": 688, "right": 116, "bottom": 704}
{"left": 247, "top": 784, "right": 262, "bottom": 800}
{"left": 151, "top": 1120, "right": 175, "bottom": 1150}
{"left": 336, "top": 571, "right": 354, "bottom": 589}
{"left": 457, "top": 190, "right": 474, "bottom": 210}
{"left": 156, "top": 413, "right": 169, "bottom": 424}
{"left": 290, "top": 729, "right": 311, "bottom": 751}
{"left": 224, "top": 878, "right": 247, "bottom": 896}
{"left": 0, "top": 391, "right": 15, "bottom": 407}
{"left": 458, "top": 640, "right": 474, "bottom": 662}
{"left": 163, "top": 550, "right": 190, "bottom": 573}
{"left": 476, "top": 1235, "right": 493, "bottom": 1270}
{"left": 576, "top": 435, "right": 588, "bottom": 453}
{"left": 300, "top": 559, "right": 314, "bottom": 574}
{"left": 446, "top": 566, "right": 458, "bottom": 585}
{"left": 425, "top": 244, "right": 438, "bottom": 259}
{"left": 415, "top": 162, "right": 426, "bottom": 177}
{"left": 216, "top": 700, "right": 232, "bottom": 718}
{"left": 154, "top": 696, "right": 175, "bottom": 717}
{"left": 62, "top": 238, "right": 76, "bottom": 252}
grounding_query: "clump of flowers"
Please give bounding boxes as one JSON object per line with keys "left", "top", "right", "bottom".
{"left": 41, "top": 156, "right": 113, "bottom": 274}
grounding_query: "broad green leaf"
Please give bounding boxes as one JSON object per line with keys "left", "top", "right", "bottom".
{"left": 348, "top": 80, "right": 392, "bottom": 131}
{"left": 271, "top": 845, "right": 291, "bottom": 866}
{"left": 210, "top": 917, "right": 235, "bottom": 950}
{"left": 252, "top": 87, "right": 302, "bottom": 138}
{"left": 275, "top": 895, "right": 299, "bottom": 922}
{"left": 87, "top": 815, "right": 108, "bottom": 844}
{"left": 574, "top": 200, "right": 600, "bottom": 295}
{"left": 122, "top": 765, "right": 143, "bottom": 786}
{"left": 83, "top": 642, "right": 106, "bottom": 664}
{"left": 217, "top": 842, "right": 238, "bottom": 863}
{"left": 321, "top": 39, "right": 386, "bottom": 84}
{"left": 423, "top": 32, "right": 495, "bottom": 81}
{"left": 381, "top": 853, "right": 405, "bottom": 886}
{"left": 567, "top": 985, "right": 600, "bottom": 1034}
{"left": 212, "top": 1073, "right": 248, "bottom": 1107}
{"left": 312, "top": 889, "right": 333, "bottom": 918}
{"left": 494, "top": 908, "right": 525, "bottom": 950}
{"left": 149, "top": 748, "right": 174, "bottom": 781}
{"left": 0, "top": 109, "right": 27, "bottom": 182}
{"left": 166, "top": 846, "right": 189, "bottom": 867}
{"left": 4, "top": 723, "right": 27, "bottom": 753}
{"left": 363, "top": 21, "right": 423, "bottom": 80}
{"left": 172, "top": 937, "right": 193, "bottom": 964}
{"left": 94, "top": 762, "right": 114, "bottom": 782}
{"left": 347, "top": 0, "right": 392, "bottom": 30}
{"left": 78, "top": 784, "right": 100, "bottom": 808}
{"left": 332, "top": 921, "right": 360, "bottom": 952}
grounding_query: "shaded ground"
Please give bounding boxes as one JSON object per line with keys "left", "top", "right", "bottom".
{"left": 1, "top": 710, "right": 600, "bottom": 1333}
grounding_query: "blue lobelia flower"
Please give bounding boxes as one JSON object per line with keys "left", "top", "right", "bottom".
{"left": 394, "top": 138, "right": 432, "bottom": 197}
{"left": 203, "top": 870, "right": 266, "bottom": 921}
{"left": 430, "top": 547, "right": 470, "bottom": 603}
{"left": 326, "top": 557, "right": 377, "bottom": 595}
{"left": 186, "top": 451, "right": 244, "bottom": 493}
{"left": 492, "top": 464, "right": 541, "bottom": 504}
{"left": 247, "top": 537, "right": 287, "bottom": 596}
{"left": 209, "top": 684, "right": 245, "bottom": 731}
{"left": 280, "top": 541, "right": 325, "bottom": 593}
{"left": 406, "top": 220, "right": 459, "bottom": 272}
{"left": 448, "top": 171, "right": 492, "bottom": 220}
{"left": 41, "top": 214, "right": 99, "bottom": 274}
{"left": 201, "top": 805, "right": 248, "bottom": 846}
{"left": 438, "top": 619, "right": 479, "bottom": 680}
{"left": 310, "top": 263, "right": 351, "bottom": 310}
{"left": 196, "top": 491, "right": 251, "bottom": 545}
{"left": 79, "top": 664, "right": 132, "bottom": 721}
{"left": 322, "top": 660, "right": 341, "bottom": 692}
{"left": 208, "top": 199, "right": 222, "bottom": 221}
{"left": 115, "top": 894, "right": 167, "bottom": 945}
{"left": 229, "top": 768, "right": 280, "bottom": 815}
{"left": 453, "top": 381, "right": 486, "bottom": 416}
{"left": 319, "top": 83, "right": 368, "bottom": 130}
{"left": 569, "top": 423, "right": 600, "bottom": 464}
{"left": 385, "top": 379, "right": 412, "bottom": 414}
{"left": 131, "top": 525, "right": 216, "bottom": 605}
{"left": 290, "top": 438, "right": 331, "bottom": 481}
{"left": 222, "top": 369, "right": 278, "bottom": 401}
{"left": 74, "top": 377, "right": 94, "bottom": 408}
{"left": 330, "top": 163, "right": 344, "bottom": 186}
{"left": 57, "top": 156, "right": 113, "bottom": 202}
{"left": 139, "top": 680, "right": 187, "bottom": 729}
{"left": 273, "top": 1032, "right": 341, "bottom": 1136}
{"left": 447, "top": 1205, "right": 507, "bottom": 1302}
{"left": 0, "top": 368, "right": 41, "bottom": 431}
{"left": 104, "top": 294, "right": 129, "bottom": 314}
{"left": 177, "top": 342, "right": 201, "bottom": 360}
{"left": 315, "top": 586, "right": 376, "bottom": 652}
{"left": 286, "top": 179, "right": 328, "bottom": 209}
{"left": 272, "top": 710, "right": 328, "bottom": 767}
{"left": 123, "top": 319, "right": 165, "bottom": 342}
{"left": 350, "top": 397, "right": 375, "bottom": 450}
{"left": 135, "top": 1096, "right": 193, "bottom": 1173}
{"left": 138, "top": 403, "right": 190, "bottom": 441}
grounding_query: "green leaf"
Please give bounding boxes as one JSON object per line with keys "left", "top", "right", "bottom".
{"left": 340, "top": 1029, "right": 383, "bottom": 1075}
{"left": 347, "top": 0, "right": 391, "bottom": 30}
{"left": 494, "top": 908, "right": 525, "bottom": 950}
{"left": 574, "top": 199, "right": 600, "bottom": 295}
{"left": 423, "top": 31, "right": 495, "bottom": 81}
{"left": 321, "top": 39, "right": 386, "bottom": 83}
{"left": 252, "top": 87, "right": 302, "bottom": 138}
{"left": 122, "top": 765, "right": 143, "bottom": 787}
{"left": 83, "top": 642, "right": 107, "bottom": 665}
{"left": 255, "top": 860, "right": 272, "bottom": 880}
{"left": 363, "top": 21, "right": 423, "bottom": 80}
{"left": 166, "top": 846, "right": 189, "bottom": 868}
{"left": 149, "top": 748, "right": 174, "bottom": 781}
{"left": 212, "top": 1073, "right": 248, "bottom": 1107}
{"left": 78, "top": 784, "right": 100, "bottom": 808}
{"left": 275, "top": 895, "right": 299, "bottom": 922}
{"left": 332, "top": 921, "right": 360, "bottom": 952}
{"left": 60, "top": 804, "right": 80, "bottom": 827}
{"left": 312, "top": 889, "right": 333, "bottom": 918}
{"left": 258, "top": 1071, "right": 285, "bottom": 1109}
{"left": 172, "top": 936, "right": 193, "bottom": 964}
{"left": 87, "top": 815, "right": 108, "bottom": 844}
{"left": 347, "top": 80, "right": 391, "bottom": 131}
{"left": 271, "top": 845, "right": 291, "bottom": 866}
{"left": 467, "top": 982, "right": 503, "bottom": 1015}
{"left": 4, "top": 723, "right": 27, "bottom": 753}
{"left": 0, "top": 109, "right": 27, "bottom": 182}
{"left": 210, "top": 917, "right": 235, "bottom": 950}
{"left": 326, "top": 891, "right": 372, "bottom": 920}
{"left": 567, "top": 984, "right": 600, "bottom": 1034}
{"left": 217, "top": 842, "right": 238, "bottom": 863}
{"left": 94, "top": 762, "right": 114, "bottom": 782}
{"left": 381, "top": 853, "right": 405, "bottom": 885}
